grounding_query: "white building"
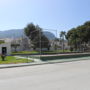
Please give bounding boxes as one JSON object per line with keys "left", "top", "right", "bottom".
{"left": 0, "top": 43, "right": 11, "bottom": 55}
{"left": 11, "top": 37, "right": 31, "bottom": 52}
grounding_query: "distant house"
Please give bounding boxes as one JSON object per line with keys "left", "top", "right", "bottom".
{"left": 0, "top": 43, "right": 11, "bottom": 55}
{"left": 11, "top": 37, "right": 31, "bottom": 52}
{"left": 0, "top": 37, "right": 31, "bottom": 53}
{"left": 50, "top": 39, "right": 70, "bottom": 51}
{"left": 0, "top": 37, "right": 32, "bottom": 55}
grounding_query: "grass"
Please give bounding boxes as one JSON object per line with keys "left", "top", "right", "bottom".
{"left": 12, "top": 50, "right": 71, "bottom": 55}
{"left": 12, "top": 51, "right": 39, "bottom": 54}
{"left": 0, "top": 56, "right": 33, "bottom": 64}
{"left": 43, "top": 50, "right": 71, "bottom": 54}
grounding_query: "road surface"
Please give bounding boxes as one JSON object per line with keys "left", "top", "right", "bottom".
{"left": 0, "top": 60, "right": 90, "bottom": 90}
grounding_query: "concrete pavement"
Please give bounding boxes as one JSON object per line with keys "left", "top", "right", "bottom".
{"left": 0, "top": 60, "right": 90, "bottom": 90}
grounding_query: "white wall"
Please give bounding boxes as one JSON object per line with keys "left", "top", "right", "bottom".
{"left": 0, "top": 43, "right": 11, "bottom": 55}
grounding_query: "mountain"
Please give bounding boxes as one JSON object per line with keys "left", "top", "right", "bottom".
{"left": 0, "top": 29, "right": 56, "bottom": 40}
{"left": 43, "top": 31, "right": 56, "bottom": 40}
{"left": 0, "top": 29, "right": 24, "bottom": 38}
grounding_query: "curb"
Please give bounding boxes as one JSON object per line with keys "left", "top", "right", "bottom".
{"left": 0, "top": 58, "right": 90, "bottom": 69}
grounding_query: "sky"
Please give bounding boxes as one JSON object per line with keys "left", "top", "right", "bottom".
{"left": 0, "top": 0, "right": 90, "bottom": 34}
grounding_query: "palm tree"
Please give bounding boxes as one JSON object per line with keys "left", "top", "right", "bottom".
{"left": 60, "top": 31, "right": 66, "bottom": 52}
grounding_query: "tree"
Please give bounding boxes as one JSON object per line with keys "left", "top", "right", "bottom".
{"left": 33, "top": 33, "right": 50, "bottom": 51}
{"left": 66, "top": 28, "right": 80, "bottom": 51}
{"left": 11, "top": 44, "right": 20, "bottom": 52}
{"left": 1, "top": 54, "right": 6, "bottom": 61}
{"left": 66, "top": 21, "right": 90, "bottom": 52}
{"left": 60, "top": 31, "right": 66, "bottom": 52}
{"left": 24, "top": 23, "right": 50, "bottom": 51}
{"left": 24, "top": 23, "right": 36, "bottom": 40}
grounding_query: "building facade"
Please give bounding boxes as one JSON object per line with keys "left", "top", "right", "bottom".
{"left": 0, "top": 43, "right": 11, "bottom": 55}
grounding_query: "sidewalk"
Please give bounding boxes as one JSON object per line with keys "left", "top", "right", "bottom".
{"left": 0, "top": 62, "right": 45, "bottom": 69}
{"left": 0, "top": 56, "right": 90, "bottom": 69}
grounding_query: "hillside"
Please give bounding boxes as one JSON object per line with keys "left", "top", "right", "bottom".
{"left": 0, "top": 29, "right": 56, "bottom": 40}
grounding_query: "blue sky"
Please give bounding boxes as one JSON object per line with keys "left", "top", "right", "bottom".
{"left": 0, "top": 0, "right": 90, "bottom": 33}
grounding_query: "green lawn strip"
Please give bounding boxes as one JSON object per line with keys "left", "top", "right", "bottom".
{"left": 12, "top": 51, "right": 39, "bottom": 55}
{"left": 0, "top": 56, "right": 33, "bottom": 64}
{"left": 12, "top": 50, "right": 71, "bottom": 55}
{"left": 42, "top": 50, "right": 71, "bottom": 53}
{"left": 40, "top": 54, "right": 90, "bottom": 61}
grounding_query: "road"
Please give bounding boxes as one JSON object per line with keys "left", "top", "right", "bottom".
{"left": 0, "top": 60, "right": 90, "bottom": 90}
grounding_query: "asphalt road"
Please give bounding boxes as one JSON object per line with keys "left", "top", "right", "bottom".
{"left": 0, "top": 60, "right": 90, "bottom": 90}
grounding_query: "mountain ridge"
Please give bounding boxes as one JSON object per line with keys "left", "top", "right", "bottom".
{"left": 0, "top": 29, "right": 56, "bottom": 40}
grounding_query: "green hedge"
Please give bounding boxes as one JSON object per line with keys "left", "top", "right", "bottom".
{"left": 40, "top": 54, "right": 90, "bottom": 61}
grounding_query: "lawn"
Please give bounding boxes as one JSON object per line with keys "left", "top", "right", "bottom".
{"left": 0, "top": 56, "right": 33, "bottom": 64}
{"left": 43, "top": 50, "right": 71, "bottom": 54}
{"left": 12, "top": 50, "right": 71, "bottom": 55}
{"left": 12, "top": 51, "right": 39, "bottom": 54}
